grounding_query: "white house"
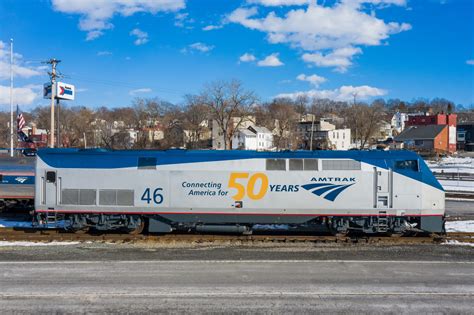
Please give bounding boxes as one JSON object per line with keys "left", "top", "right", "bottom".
{"left": 232, "top": 126, "right": 273, "bottom": 151}
{"left": 391, "top": 112, "right": 408, "bottom": 134}
{"left": 212, "top": 116, "right": 256, "bottom": 150}
{"left": 326, "top": 128, "right": 351, "bottom": 150}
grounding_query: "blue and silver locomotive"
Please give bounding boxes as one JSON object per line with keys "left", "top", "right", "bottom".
{"left": 33, "top": 149, "right": 445, "bottom": 234}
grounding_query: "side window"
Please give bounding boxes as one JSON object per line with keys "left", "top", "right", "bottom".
{"left": 266, "top": 159, "right": 286, "bottom": 171}
{"left": 138, "top": 157, "right": 157, "bottom": 170}
{"left": 46, "top": 171, "right": 56, "bottom": 183}
{"left": 289, "top": 159, "right": 303, "bottom": 171}
{"left": 395, "top": 160, "right": 419, "bottom": 172}
{"left": 322, "top": 160, "right": 361, "bottom": 170}
{"left": 303, "top": 159, "right": 318, "bottom": 171}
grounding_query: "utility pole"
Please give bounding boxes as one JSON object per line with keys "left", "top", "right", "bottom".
{"left": 9, "top": 39, "right": 13, "bottom": 157}
{"left": 44, "top": 58, "right": 61, "bottom": 148}
{"left": 309, "top": 114, "right": 315, "bottom": 151}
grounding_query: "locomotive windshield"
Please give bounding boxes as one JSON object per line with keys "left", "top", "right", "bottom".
{"left": 394, "top": 160, "right": 419, "bottom": 172}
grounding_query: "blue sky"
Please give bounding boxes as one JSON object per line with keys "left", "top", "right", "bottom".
{"left": 0, "top": 0, "right": 473, "bottom": 110}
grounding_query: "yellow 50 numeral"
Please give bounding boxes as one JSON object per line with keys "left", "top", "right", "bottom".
{"left": 228, "top": 173, "right": 269, "bottom": 200}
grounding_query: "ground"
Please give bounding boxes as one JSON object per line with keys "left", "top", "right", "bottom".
{"left": 0, "top": 243, "right": 473, "bottom": 314}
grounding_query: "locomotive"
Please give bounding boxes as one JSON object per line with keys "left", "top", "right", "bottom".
{"left": 33, "top": 148, "right": 445, "bottom": 234}
{"left": 0, "top": 156, "right": 35, "bottom": 212}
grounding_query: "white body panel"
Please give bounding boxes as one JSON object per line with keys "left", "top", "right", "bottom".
{"left": 35, "top": 157, "right": 445, "bottom": 217}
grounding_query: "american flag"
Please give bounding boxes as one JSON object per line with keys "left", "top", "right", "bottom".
{"left": 16, "top": 105, "right": 25, "bottom": 131}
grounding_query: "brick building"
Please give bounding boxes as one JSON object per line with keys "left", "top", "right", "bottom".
{"left": 405, "top": 113, "right": 457, "bottom": 153}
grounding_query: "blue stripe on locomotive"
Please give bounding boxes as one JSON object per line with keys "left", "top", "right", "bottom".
{"left": 37, "top": 148, "right": 443, "bottom": 191}
{"left": 0, "top": 175, "right": 35, "bottom": 185}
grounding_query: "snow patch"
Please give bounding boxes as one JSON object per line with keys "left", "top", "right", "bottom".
{"left": 427, "top": 156, "right": 474, "bottom": 174}
{"left": 443, "top": 240, "right": 474, "bottom": 247}
{"left": 445, "top": 220, "right": 474, "bottom": 233}
{"left": 0, "top": 241, "right": 80, "bottom": 247}
{"left": 439, "top": 180, "right": 474, "bottom": 192}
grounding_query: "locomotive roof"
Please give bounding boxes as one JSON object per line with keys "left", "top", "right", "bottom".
{"left": 36, "top": 148, "right": 441, "bottom": 191}
{"left": 37, "top": 148, "right": 421, "bottom": 160}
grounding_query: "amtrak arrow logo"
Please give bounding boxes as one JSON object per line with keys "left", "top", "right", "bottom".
{"left": 15, "top": 177, "right": 28, "bottom": 184}
{"left": 59, "top": 86, "right": 73, "bottom": 96}
{"left": 301, "top": 183, "right": 354, "bottom": 202}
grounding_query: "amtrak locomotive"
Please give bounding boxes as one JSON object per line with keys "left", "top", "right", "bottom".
{"left": 33, "top": 149, "right": 445, "bottom": 234}
{"left": 0, "top": 157, "right": 35, "bottom": 211}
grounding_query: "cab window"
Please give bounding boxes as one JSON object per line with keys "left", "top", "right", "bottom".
{"left": 394, "top": 160, "right": 419, "bottom": 172}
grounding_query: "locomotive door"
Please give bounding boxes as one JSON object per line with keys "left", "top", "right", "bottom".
{"left": 44, "top": 170, "right": 57, "bottom": 207}
{"left": 374, "top": 167, "right": 392, "bottom": 208}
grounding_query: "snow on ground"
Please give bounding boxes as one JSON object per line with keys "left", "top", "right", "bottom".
{"left": 427, "top": 156, "right": 474, "bottom": 174}
{"left": 442, "top": 240, "right": 474, "bottom": 247}
{"left": 445, "top": 220, "right": 474, "bottom": 233}
{"left": 440, "top": 180, "right": 474, "bottom": 192}
{"left": 0, "top": 241, "right": 80, "bottom": 247}
{"left": 0, "top": 218, "right": 32, "bottom": 228}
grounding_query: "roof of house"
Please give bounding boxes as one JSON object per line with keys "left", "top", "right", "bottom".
{"left": 239, "top": 129, "right": 256, "bottom": 136}
{"left": 251, "top": 126, "right": 271, "bottom": 134}
{"left": 394, "top": 125, "right": 446, "bottom": 141}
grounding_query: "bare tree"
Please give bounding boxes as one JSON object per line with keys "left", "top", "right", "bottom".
{"left": 183, "top": 95, "right": 210, "bottom": 149}
{"left": 199, "top": 80, "right": 257, "bottom": 149}
{"left": 261, "top": 98, "right": 299, "bottom": 150}
{"left": 343, "top": 103, "right": 385, "bottom": 149}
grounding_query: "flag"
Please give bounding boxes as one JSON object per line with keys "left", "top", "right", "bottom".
{"left": 16, "top": 105, "right": 25, "bottom": 131}
{"left": 16, "top": 105, "right": 32, "bottom": 143}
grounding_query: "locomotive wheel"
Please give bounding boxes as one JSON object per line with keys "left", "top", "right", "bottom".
{"left": 128, "top": 217, "right": 145, "bottom": 235}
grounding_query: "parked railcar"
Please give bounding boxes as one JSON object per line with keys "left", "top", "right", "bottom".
{"left": 33, "top": 148, "right": 445, "bottom": 234}
{"left": 0, "top": 156, "right": 35, "bottom": 211}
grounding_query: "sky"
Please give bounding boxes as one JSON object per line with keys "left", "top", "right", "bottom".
{"left": 0, "top": 0, "right": 473, "bottom": 110}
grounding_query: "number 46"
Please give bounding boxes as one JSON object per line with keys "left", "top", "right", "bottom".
{"left": 141, "top": 188, "right": 163, "bottom": 204}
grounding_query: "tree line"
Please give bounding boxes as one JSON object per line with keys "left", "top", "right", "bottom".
{"left": 0, "top": 80, "right": 472, "bottom": 150}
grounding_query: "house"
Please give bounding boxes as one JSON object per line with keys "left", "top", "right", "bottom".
{"left": 394, "top": 125, "right": 449, "bottom": 154}
{"left": 326, "top": 128, "right": 351, "bottom": 150}
{"left": 232, "top": 126, "right": 273, "bottom": 151}
{"left": 297, "top": 119, "right": 350, "bottom": 150}
{"left": 457, "top": 122, "right": 474, "bottom": 151}
{"left": 212, "top": 116, "right": 256, "bottom": 150}
{"left": 406, "top": 113, "right": 457, "bottom": 153}
{"left": 391, "top": 112, "right": 408, "bottom": 134}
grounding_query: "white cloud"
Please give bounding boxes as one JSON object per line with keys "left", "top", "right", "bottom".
{"left": 257, "top": 53, "right": 284, "bottom": 67}
{"left": 97, "top": 51, "right": 112, "bottom": 56}
{"left": 296, "top": 73, "right": 327, "bottom": 87}
{"left": 0, "top": 41, "right": 41, "bottom": 80}
{"left": 202, "top": 24, "right": 223, "bottom": 31}
{"left": 130, "top": 28, "right": 149, "bottom": 45}
{"left": 175, "top": 12, "right": 194, "bottom": 28}
{"left": 467, "top": 59, "right": 474, "bottom": 65}
{"left": 182, "top": 42, "right": 215, "bottom": 54}
{"left": 247, "top": 0, "right": 310, "bottom": 6}
{"left": 228, "top": 1, "right": 410, "bottom": 72}
{"left": 0, "top": 84, "right": 41, "bottom": 106}
{"left": 277, "top": 85, "right": 387, "bottom": 101}
{"left": 129, "top": 88, "right": 152, "bottom": 96}
{"left": 302, "top": 47, "right": 362, "bottom": 73}
{"left": 52, "top": 0, "right": 185, "bottom": 40}
{"left": 239, "top": 53, "right": 257, "bottom": 62}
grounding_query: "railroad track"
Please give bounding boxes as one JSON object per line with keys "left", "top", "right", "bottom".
{"left": 0, "top": 228, "right": 472, "bottom": 245}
